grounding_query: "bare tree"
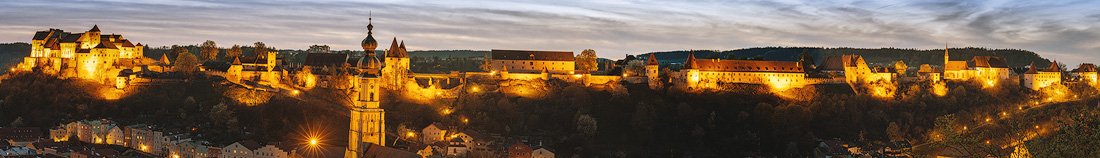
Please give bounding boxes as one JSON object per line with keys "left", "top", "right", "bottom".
{"left": 226, "top": 45, "right": 242, "bottom": 60}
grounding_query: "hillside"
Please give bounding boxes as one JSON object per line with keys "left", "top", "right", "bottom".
{"left": 0, "top": 43, "right": 31, "bottom": 73}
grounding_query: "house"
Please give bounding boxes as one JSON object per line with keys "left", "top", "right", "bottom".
{"left": 222, "top": 140, "right": 262, "bottom": 158}
{"left": 1070, "top": 63, "right": 1097, "bottom": 86}
{"left": 355, "top": 142, "right": 419, "bottom": 158}
{"left": 445, "top": 138, "right": 468, "bottom": 157}
{"left": 531, "top": 148, "right": 554, "bottom": 158}
{"left": 0, "top": 127, "right": 42, "bottom": 146}
{"left": 421, "top": 123, "right": 448, "bottom": 144}
{"left": 124, "top": 124, "right": 164, "bottom": 154}
{"left": 507, "top": 142, "right": 532, "bottom": 158}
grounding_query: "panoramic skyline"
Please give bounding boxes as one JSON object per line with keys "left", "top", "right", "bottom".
{"left": 1, "top": 0, "right": 1098, "bottom": 65}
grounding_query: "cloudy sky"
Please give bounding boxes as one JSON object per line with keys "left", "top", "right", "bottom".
{"left": 1, "top": 0, "right": 1098, "bottom": 65}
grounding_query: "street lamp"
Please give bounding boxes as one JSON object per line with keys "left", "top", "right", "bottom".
{"left": 309, "top": 138, "right": 319, "bottom": 147}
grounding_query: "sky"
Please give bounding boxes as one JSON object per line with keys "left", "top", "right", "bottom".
{"left": 0, "top": 0, "right": 1098, "bottom": 65}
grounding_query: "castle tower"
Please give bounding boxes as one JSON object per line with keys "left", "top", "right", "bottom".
{"left": 346, "top": 17, "right": 386, "bottom": 158}
{"left": 943, "top": 43, "right": 949, "bottom": 70}
{"left": 645, "top": 53, "right": 660, "bottom": 90}
{"left": 227, "top": 57, "right": 243, "bottom": 83}
{"left": 82, "top": 25, "right": 101, "bottom": 49}
{"left": 682, "top": 52, "right": 700, "bottom": 89}
{"left": 382, "top": 36, "right": 410, "bottom": 90}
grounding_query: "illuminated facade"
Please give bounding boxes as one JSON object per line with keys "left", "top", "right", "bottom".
{"left": 942, "top": 47, "right": 1011, "bottom": 86}
{"left": 918, "top": 64, "right": 941, "bottom": 82}
{"left": 488, "top": 49, "right": 576, "bottom": 75}
{"left": 381, "top": 37, "right": 411, "bottom": 90}
{"left": 346, "top": 18, "right": 387, "bottom": 158}
{"left": 841, "top": 55, "right": 895, "bottom": 84}
{"left": 17, "top": 25, "right": 149, "bottom": 87}
{"left": 646, "top": 53, "right": 661, "bottom": 90}
{"left": 1024, "top": 61, "right": 1063, "bottom": 91}
{"left": 1070, "top": 63, "right": 1097, "bottom": 86}
{"left": 677, "top": 52, "right": 808, "bottom": 90}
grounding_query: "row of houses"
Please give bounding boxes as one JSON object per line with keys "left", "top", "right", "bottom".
{"left": 414, "top": 123, "right": 555, "bottom": 158}
{"left": 47, "top": 119, "right": 301, "bottom": 158}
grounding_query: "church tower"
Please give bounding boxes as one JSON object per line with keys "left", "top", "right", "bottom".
{"left": 943, "top": 43, "right": 949, "bottom": 68}
{"left": 645, "top": 53, "right": 661, "bottom": 90}
{"left": 346, "top": 17, "right": 386, "bottom": 158}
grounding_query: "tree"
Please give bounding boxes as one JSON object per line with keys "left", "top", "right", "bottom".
{"left": 894, "top": 60, "right": 908, "bottom": 76}
{"left": 174, "top": 50, "right": 199, "bottom": 76}
{"left": 253, "top": 42, "right": 269, "bottom": 59}
{"left": 200, "top": 40, "right": 218, "bottom": 61}
{"left": 169, "top": 45, "right": 188, "bottom": 60}
{"left": 622, "top": 60, "right": 646, "bottom": 77}
{"left": 887, "top": 122, "right": 903, "bottom": 142}
{"left": 226, "top": 45, "right": 242, "bottom": 60}
{"left": 576, "top": 114, "right": 598, "bottom": 138}
{"left": 576, "top": 49, "right": 598, "bottom": 74}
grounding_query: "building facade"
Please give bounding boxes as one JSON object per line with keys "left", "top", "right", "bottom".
{"left": 489, "top": 49, "right": 575, "bottom": 75}
{"left": 1071, "top": 63, "right": 1098, "bottom": 86}
{"left": 1024, "top": 61, "right": 1063, "bottom": 91}
{"left": 942, "top": 47, "right": 1012, "bottom": 86}
{"left": 17, "top": 25, "right": 151, "bottom": 88}
{"left": 677, "top": 52, "right": 808, "bottom": 90}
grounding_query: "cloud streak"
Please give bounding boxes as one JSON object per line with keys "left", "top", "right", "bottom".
{"left": 0, "top": 0, "right": 1097, "bottom": 65}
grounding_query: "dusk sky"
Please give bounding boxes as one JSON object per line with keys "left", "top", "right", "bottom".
{"left": 1, "top": 0, "right": 1098, "bottom": 65}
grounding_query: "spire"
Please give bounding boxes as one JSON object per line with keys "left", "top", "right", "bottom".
{"left": 647, "top": 53, "right": 658, "bottom": 65}
{"left": 684, "top": 52, "right": 698, "bottom": 69}
{"left": 89, "top": 25, "right": 100, "bottom": 32}
{"left": 385, "top": 37, "right": 400, "bottom": 57}
{"left": 944, "top": 42, "right": 950, "bottom": 65}
{"left": 367, "top": 11, "right": 374, "bottom": 33}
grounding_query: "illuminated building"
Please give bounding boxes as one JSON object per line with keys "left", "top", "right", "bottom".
{"left": 840, "top": 55, "right": 895, "bottom": 84}
{"left": 1070, "top": 63, "right": 1097, "bottom": 86}
{"left": 17, "top": 25, "right": 150, "bottom": 88}
{"left": 381, "top": 36, "right": 411, "bottom": 90}
{"left": 942, "top": 45, "right": 1011, "bottom": 83}
{"left": 918, "top": 64, "right": 941, "bottom": 82}
{"left": 645, "top": 53, "right": 661, "bottom": 90}
{"left": 488, "top": 49, "right": 575, "bottom": 75}
{"left": 346, "top": 17, "right": 388, "bottom": 158}
{"left": 1023, "top": 61, "right": 1063, "bottom": 91}
{"left": 420, "top": 123, "right": 448, "bottom": 144}
{"left": 675, "top": 52, "right": 808, "bottom": 90}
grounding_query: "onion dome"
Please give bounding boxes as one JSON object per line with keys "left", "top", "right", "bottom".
{"left": 361, "top": 18, "right": 378, "bottom": 51}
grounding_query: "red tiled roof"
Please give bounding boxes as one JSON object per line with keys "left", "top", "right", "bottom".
{"left": 1072, "top": 63, "right": 1097, "bottom": 72}
{"left": 646, "top": 53, "right": 658, "bottom": 65}
{"left": 692, "top": 58, "right": 804, "bottom": 73}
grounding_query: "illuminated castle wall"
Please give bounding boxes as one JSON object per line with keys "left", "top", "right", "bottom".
{"left": 1024, "top": 61, "right": 1063, "bottom": 91}
{"left": 840, "top": 54, "right": 895, "bottom": 84}
{"left": 17, "top": 25, "right": 149, "bottom": 88}
{"left": 488, "top": 49, "right": 576, "bottom": 75}
{"left": 675, "top": 52, "right": 808, "bottom": 91}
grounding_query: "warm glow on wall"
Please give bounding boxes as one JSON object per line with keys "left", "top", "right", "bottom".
{"left": 983, "top": 79, "right": 997, "bottom": 89}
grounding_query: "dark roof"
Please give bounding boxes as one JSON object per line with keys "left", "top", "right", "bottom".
{"left": 1044, "top": 61, "right": 1061, "bottom": 72}
{"left": 384, "top": 38, "right": 408, "bottom": 58}
{"left": 238, "top": 56, "right": 268, "bottom": 64}
{"left": 1072, "top": 63, "right": 1097, "bottom": 72}
{"left": 303, "top": 53, "right": 349, "bottom": 67}
{"left": 491, "top": 49, "right": 573, "bottom": 61}
{"left": 358, "top": 143, "right": 420, "bottom": 158}
{"left": 816, "top": 55, "right": 847, "bottom": 71}
{"left": 94, "top": 41, "right": 118, "bottom": 49}
{"left": 33, "top": 30, "right": 54, "bottom": 40}
{"left": 61, "top": 33, "right": 82, "bottom": 42}
{"left": 89, "top": 25, "right": 101, "bottom": 32}
{"left": 684, "top": 52, "right": 698, "bottom": 69}
{"left": 969, "top": 56, "right": 1009, "bottom": 68}
{"left": 238, "top": 140, "right": 263, "bottom": 150}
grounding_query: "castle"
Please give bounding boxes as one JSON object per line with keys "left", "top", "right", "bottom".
{"left": 16, "top": 25, "right": 156, "bottom": 88}
{"left": 671, "top": 52, "right": 810, "bottom": 91}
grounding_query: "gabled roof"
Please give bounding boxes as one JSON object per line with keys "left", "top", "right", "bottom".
{"left": 490, "top": 49, "right": 574, "bottom": 61}
{"left": 237, "top": 140, "right": 263, "bottom": 150}
{"left": 969, "top": 56, "right": 1009, "bottom": 68}
{"left": 945, "top": 61, "right": 968, "bottom": 71}
{"left": 232, "top": 56, "right": 242, "bottom": 65}
{"left": 918, "top": 64, "right": 938, "bottom": 73}
{"left": 94, "top": 41, "right": 117, "bottom": 49}
{"left": 359, "top": 143, "right": 420, "bottom": 158}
